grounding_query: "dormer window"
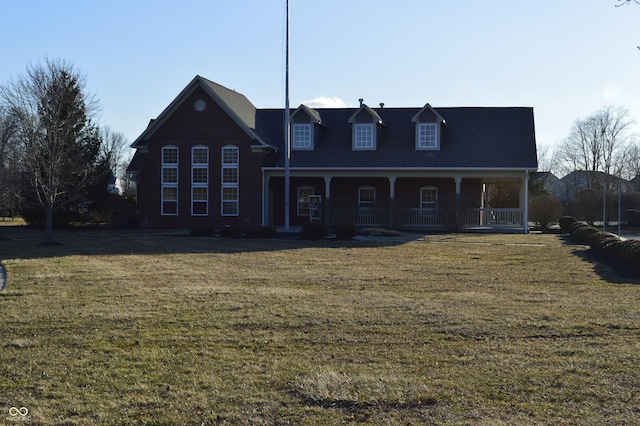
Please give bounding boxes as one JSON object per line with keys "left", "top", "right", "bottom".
{"left": 417, "top": 123, "right": 438, "bottom": 149}
{"left": 349, "top": 103, "right": 383, "bottom": 151}
{"left": 292, "top": 123, "right": 312, "bottom": 150}
{"left": 291, "top": 105, "right": 325, "bottom": 151}
{"left": 412, "top": 103, "right": 446, "bottom": 151}
{"left": 354, "top": 124, "right": 374, "bottom": 149}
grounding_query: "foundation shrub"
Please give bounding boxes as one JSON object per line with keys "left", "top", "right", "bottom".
{"left": 588, "top": 232, "right": 621, "bottom": 257}
{"left": 568, "top": 221, "right": 589, "bottom": 236}
{"left": 614, "top": 240, "right": 640, "bottom": 274}
{"left": 615, "top": 240, "right": 640, "bottom": 263}
{"left": 301, "top": 222, "right": 325, "bottom": 240}
{"left": 559, "top": 216, "right": 578, "bottom": 233}
{"left": 529, "top": 195, "right": 565, "bottom": 230}
{"left": 572, "top": 225, "right": 599, "bottom": 245}
{"left": 220, "top": 226, "right": 241, "bottom": 238}
{"left": 190, "top": 226, "right": 216, "bottom": 237}
{"left": 334, "top": 223, "right": 357, "bottom": 240}
{"left": 603, "top": 239, "right": 623, "bottom": 258}
{"left": 255, "top": 226, "right": 278, "bottom": 239}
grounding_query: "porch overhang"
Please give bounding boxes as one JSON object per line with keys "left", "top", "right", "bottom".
{"left": 262, "top": 167, "right": 536, "bottom": 233}
{"left": 262, "top": 167, "right": 534, "bottom": 179}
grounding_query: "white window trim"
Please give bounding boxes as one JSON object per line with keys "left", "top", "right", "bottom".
{"left": 353, "top": 123, "right": 375, "bottom": 150}
{"left": 191, "top": 187, "right": 208, "bottom": 216}
{"left": 162, "top": 145, "right": 179, "bottom": 165}
{"left": 191, "top": 146, "right": 209, "bottom": 216}
{"left": 161, "top": 146, "right": 179, "bottom": 216}
{"left": 358, "top": 185, "right": 376, "bottom": 216}
{"left": 416, "top": 123, "right": 439, "bottom": 150}
{"left": 297, "top": 185, "right": 314, "bottom": 216}
{"left": 161, "top": 187, "right": 178, "bottom": 216}
{"left": 292, "top": 123, "right": 313, "bottom": 150}
{"left": 420, "top": 186, "right": 438, "bottom": 208}
{"left": 221, "top": 145, "right": 239, "bottom": 216}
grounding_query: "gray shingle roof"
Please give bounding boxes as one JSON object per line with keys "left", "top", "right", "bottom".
{"left": 258, "top": 106, "right": 538, "bottom": 170}
{"left": 129, "top": 76, "right": 537, "bottom": 171}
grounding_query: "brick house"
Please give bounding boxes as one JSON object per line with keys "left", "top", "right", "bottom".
{"left": 128, "top": 76, "right": 538, "bottom": 232}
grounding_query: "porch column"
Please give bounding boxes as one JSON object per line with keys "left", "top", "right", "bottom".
{"left": 262, "top": 174, "right": 270, "bottom": 226}
{"left": 522, "top": 174, "right": 529, "bottom": 233}
{"left": 323, "top": 176, "right": 332, "bottom": 224}
{"left": 388, "top": 176, "right": 396, "bottom": 204}
{"left": 389, "top": 176, "right": 397, "bottom": 228}
{"left": 323, "top": 175, "right": 332, "bottom": 199}
{"left": 454, "top": 176, "right": 462, "bottom": 210}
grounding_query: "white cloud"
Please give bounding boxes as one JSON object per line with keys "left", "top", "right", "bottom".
{"left": 301, "top": 96, "right": 350, "bottom": 108}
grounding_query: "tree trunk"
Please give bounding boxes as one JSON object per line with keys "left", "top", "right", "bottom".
{"left": 45, "top": 203, "right": 54, "bottom": 244}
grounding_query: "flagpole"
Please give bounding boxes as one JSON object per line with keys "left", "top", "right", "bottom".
{"left": 284, "top": 0, "right": 291, "bottom": 230}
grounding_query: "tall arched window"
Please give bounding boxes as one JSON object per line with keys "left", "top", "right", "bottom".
{"left": 191, "top": 145, "right": 209, "bottom": 216}
{"left": 161, "top": 145, "right": 178, "bottom": 215}
{"left": 221, "top": 145, "right": 239, "bottom": 216}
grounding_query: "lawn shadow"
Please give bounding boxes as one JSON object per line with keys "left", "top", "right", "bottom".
{"left": 558, "top": 235, "right": 640, "bottom": 284}
{"left": 0, "top": 225, "right": 425, "bottom": 263}
{"left": 572, "top": 248, "right": 640, "bottom": 284}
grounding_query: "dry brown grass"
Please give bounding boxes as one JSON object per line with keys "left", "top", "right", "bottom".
{"left": 1, "top": 229, "right": 639, "bottom": 425}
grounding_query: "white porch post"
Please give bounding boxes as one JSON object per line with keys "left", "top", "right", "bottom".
{"left": 522, "top": 173, "right": 529, "bottom": 234}
{"left": 388, "top": 176, "right": 396, "bottom": 203}
{"left": 389, "top": 176, "right": 397, "bottom": 228}
{"left": 454, "top": 176, "right": 462, "bottom": 210}
{"left": 324, "top": 175, "right": 332, "bottom": 199}
{"left": 262, "top": 173, "right": 270, "bottom": 226}
{"left": 324, "top": 176, "right": 332, "bottom": 224}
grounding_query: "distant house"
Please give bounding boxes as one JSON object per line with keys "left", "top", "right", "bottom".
{"left": 127, "top": 76, "right": 538, "bottom": 232}
{"left": 532, "top": 171, "right": 559, "bottom": 196}
{"left": 554, "top": 170, "right": 635, "bottom": 202}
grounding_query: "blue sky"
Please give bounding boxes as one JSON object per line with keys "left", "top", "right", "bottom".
{"left": 1, "top": 0, "right": 638, "bottom": 157}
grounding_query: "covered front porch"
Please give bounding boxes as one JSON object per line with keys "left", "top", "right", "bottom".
{"left": 329, "top": 206, "right": 525, "bottom": 232}
{"left": 262, "top": 169, "right": 532, "bottom": 233}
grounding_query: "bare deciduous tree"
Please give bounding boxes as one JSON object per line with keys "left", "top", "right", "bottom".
{"left": 0, "top": 106, "right": 20, "bottom": 218}
{"left": 99, "top": 126, "right": 129, "bottom": 176}
{"left": 0, "top": 58, "right": 101, "bottom": 243}
{"left": 615, "top": 0, "right": 640, "bottom": 50}
{"left": 556, "top": 106, "right": 636, "bottom": 189}
{"left": 536, "top": 143, "right": 560, "bottom": 175}
{"left": 615, "top": 1, "right": 640, "bottom": 7}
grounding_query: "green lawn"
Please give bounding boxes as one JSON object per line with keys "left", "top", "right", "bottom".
{"left": 1, "top": 229, "right": 639, "bottom": 425}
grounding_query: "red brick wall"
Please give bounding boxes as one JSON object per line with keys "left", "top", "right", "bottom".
{"left": 136, "top": 87, "right": 267, "bottom": 228}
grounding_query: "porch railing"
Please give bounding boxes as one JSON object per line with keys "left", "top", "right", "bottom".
{"left": 330, "top": 207, "right": 391, "bottom": 227}
{"left": 396, "top": 208, "right": 454, "bottom": 228}
{"left": 326, "top": 207, "right": 524, "bottom": 230}
{"left": 460, "top": 208, "right": 524, "bottom": 228}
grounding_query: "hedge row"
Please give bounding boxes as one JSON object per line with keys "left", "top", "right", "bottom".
{"left": 560, "top": 216, "right": 640, "bottom": 274}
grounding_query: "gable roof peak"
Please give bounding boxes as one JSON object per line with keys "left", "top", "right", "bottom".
{"left": 131, "top": 76, "right": 275, "bottom": 151}
{"left": 348, "top": 103, "right": 384, "bottom": 125}
{"left": 412, "top": 103, "right": 447, "bottom": 126}
{"left": 292, "top": 104, "right": 325, "bottom": 125}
